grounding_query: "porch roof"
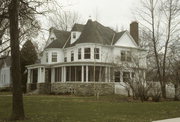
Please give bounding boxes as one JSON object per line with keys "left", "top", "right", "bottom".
{"left": 51, "top": 61, "right": 113, "bottom": 67}
{"left": 26, "top": 61, "right": 113, "bottom": 69}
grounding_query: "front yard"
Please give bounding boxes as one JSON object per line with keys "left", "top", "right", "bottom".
{"left": 0, "top": 94, "right": 180, "bottom": 122}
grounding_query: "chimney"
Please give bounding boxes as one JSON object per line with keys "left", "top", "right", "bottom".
{"left": 130, "top": 21, "right": 139, "bottom": 45}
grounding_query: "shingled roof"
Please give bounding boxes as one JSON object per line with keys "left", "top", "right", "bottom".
{"left": 71, "top": 20, "right": 117, "bottom": 46}
{"left": 46, "top": 20, "right": 127, "bottom": 48}
{"left": 46, "top": 29, "right": 70, "bottom": 48}
{"left": 71, "top": 24, "right": 85, "bottom": 32}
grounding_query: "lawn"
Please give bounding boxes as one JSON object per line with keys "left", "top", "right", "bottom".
{"left": 0, "top": 95, "right": 180, "bottom": 122}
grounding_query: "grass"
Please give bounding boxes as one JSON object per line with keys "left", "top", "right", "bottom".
{"left": 0, "top": 95, "right": 180, "bottom": 122}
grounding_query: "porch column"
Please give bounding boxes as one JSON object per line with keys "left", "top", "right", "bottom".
{"left": 105, "top": 66, "right": 108, "bottom": 82}
{"left": 38, "top": 67, "right": 45, "bottom": 83}
{"left": 108, "top": 67, "right": 111, "bottom": 82}
{"left": 120, "top": 71, "right": 123, "bottom": 82}
{"left": 75, "top": 67, "right": 77, "bottom": 82}
{"left": 86, "top": 66, "right": 88, "bottom": 82}
{"left": 81, "top": 66, "right": 84, "bottom": 82}
{"left": 51, "top": 68, "right": 55, "bottom": 83}
{"left": 99, "top": 67, "right": 102, "bottom": 82}
{"left": 37, "top": 67, "right": 41, "bottom": 83}
{"left": 27, "top": 69, "right": 31, "bottom": 83}
{"left": 61, "top": 67, "right": 63, "bottom": 82}
{"left": 64, "top": 66, "right": 66, "bottom": 82}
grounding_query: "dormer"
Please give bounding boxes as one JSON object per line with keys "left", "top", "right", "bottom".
{"left": 70, "top": 23, "right": 84, "bottom": 44}
{"left": 70, "top": 31, "right": 81, "bottom": 44}
{"left": 45, "top": 27, "right": 57, "bottom": 48}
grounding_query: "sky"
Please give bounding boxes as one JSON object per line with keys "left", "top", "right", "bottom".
{"left": 58, "top": 0, "right": 141, "bottom": 30}
{"left": 37, "top": 0, "right": 141, "bottom": 49}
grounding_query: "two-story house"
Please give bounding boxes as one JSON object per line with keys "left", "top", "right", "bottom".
{"left": 26, "top": 19, "right": 147, "bottom": 95}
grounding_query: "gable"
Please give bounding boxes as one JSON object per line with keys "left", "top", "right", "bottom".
{"left": 114, "top": 32, "right": 138, "bottom": 48}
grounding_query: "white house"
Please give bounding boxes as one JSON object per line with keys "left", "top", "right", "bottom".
{"left": 0, "top": 56, "right": 11, "bottom": 88}
{"left": 26, "top": 20, "right": 147, "bottom": 95}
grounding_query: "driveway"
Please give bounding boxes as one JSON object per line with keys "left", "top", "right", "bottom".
{"left": 153, "top": 118, "right": 180, "bottom": 122}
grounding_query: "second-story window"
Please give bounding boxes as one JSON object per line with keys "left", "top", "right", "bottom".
{"left": 121, "top": 51, "right": 132, "bottom": 62}
{"left": 127, "top": 51, "right": 132, "bottom": 62}
{"left": 71, "top": 51, "right": 74, "bottom": 61}
{"left": 52, "top": 52, "right": 57, "bottom": 62}
{"left": 84, "top": 48, "right": 91, "bottom": 59}
{"left": 78, "top": 48, "right": 81, "bottom": 60}
{"left": 46, "top": 52, "right": 48, "bottom": 62}
{"left": 94, "top": 48, "right": 99, "bottom": 59}
{"left": 121, "top": 51, "right": 126, "bottom": 61}
{"left": 64, "top": 57, "right": 67, "bottom": 62}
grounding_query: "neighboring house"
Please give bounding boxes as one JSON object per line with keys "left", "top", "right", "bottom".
{"left": 26, "top": 19, "right": 147, "bottom": 95}
{"left": 0, "top": 56, "right": 11, "bottom": 88}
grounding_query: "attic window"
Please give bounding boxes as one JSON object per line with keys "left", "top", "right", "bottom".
{"left": 51, "top": 37, "right": 55, "bottom": 41}
{"left": 73, "top": 32, "right": 76, "bottom": 39}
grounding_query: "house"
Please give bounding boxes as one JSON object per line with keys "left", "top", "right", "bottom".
{"left": 26, "top": 19, "right": 147, "bottom": 95}
{"left": 0, "top": 56, "right": 11, "bottom": 88}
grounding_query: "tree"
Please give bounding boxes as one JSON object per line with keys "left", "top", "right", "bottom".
{"left": 8, "top": 0, "right": 25, "bottom": 120}
{"left": 47, "top": 1, "right": 81, "bottom": 31}
{"left": 5, "top": 0, "right": 50, "bottom": 120}
{"left": 136, "top": 0, "right": 180, "bottom": 98}
{"left": 20, "top": 40, "right": 37, "bottom": 93}
{"left": 0, "top": 0, "right": 43, "bottom": 56}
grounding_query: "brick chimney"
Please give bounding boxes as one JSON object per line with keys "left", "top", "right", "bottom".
{"left": 130, "top": 21, "right": 139, "bottom": 45}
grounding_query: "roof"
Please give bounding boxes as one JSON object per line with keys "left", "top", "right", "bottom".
{"left": 72, "top": 20, "right": 116, "bottom": 46}
{"left": 46, "top": 20, "right": 129, "bottom": 48}
{"left": 113, "top": 31, "right": 126, "bottom": 44}
{"left": 46, "top": 29, "right": 70, "bottom": 48}
{"left": 71, "top": 24, "right": 85, "bottom": 32}
{"left": 0, "top": 56, "right": 11, "bottom": 69}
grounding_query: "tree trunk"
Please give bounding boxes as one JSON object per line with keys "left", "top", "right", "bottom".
{"left": 161, "top": 83, "right": 166, "bottom": 99}
{"left": 8, "top": 0, "right": 25, "bottom": 120}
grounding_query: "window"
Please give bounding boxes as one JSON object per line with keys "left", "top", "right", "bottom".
{"left": 46, "top": 52, "right": 48, "bottom": 62}
{"left": 123, "top": 72, "right": 130, "bottom": 82}
{"left": 115, "top": 71, "right": 120, "bottom": 82}
{"left": 94, "top": 48, "right": 99, "bottom": 59}
{"left": 121, "top": 51, "right": 132, "bottom": 62}
{"left": 73, "top": 32, "right": 76, "bottom": 39}
{"left": 71, "top": 51, "right": 74, "bottom": 61}
{"left": 51, "top": 37, "right": 55, "bottom": 41}
{"left": 84, "top": 48, "right": 91, "bottom": 59}
{"left": 78, "top": 48, "right": 81, "bottom": 60}
{"left": 127, "top": 51, "right": 132, "bottom": 62}
{"left": 64, "top": 57, "right": 67, "bottom": 62}
{"left": 121, "top": 51, "right": 126, "bottom": 61}
{"left": 52, "top": 52, "right": 57, "bottom": 62}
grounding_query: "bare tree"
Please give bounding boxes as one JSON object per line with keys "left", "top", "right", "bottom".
{"left": 47, "top": 1, "right": 81, "bottom": 31}
{"left": 136, "top": 0, "right": 180, "bottom": 98}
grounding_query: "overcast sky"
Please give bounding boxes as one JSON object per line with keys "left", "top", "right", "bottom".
{"left": 37, "top": 0, "right": 141, "bottom": 49}
{"left": 58, "top": 0, "right": 141, "bottom": 30}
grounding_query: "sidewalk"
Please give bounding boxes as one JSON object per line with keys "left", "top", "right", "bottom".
{"left": 152, "top": 118, "right": 180, "bottom": 122}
